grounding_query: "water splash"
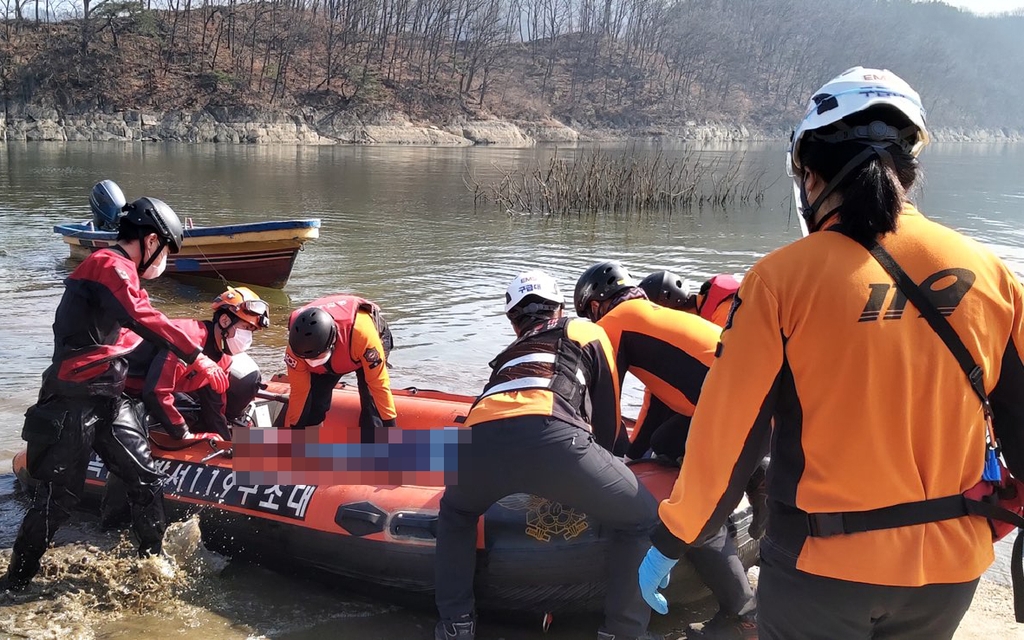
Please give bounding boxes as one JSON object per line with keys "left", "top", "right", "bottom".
{"left": 0, "top": 516, "right": 229, "bottom": 639}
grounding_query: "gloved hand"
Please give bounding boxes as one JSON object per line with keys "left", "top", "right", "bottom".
{"left": 638, "top": 546, "right": 678, "bottom": 615}
{"left": 192, "top": 354, "right": 229, "bottom": 394}
{"left": 181, "top": 429, "right": 225, "bottom": 443}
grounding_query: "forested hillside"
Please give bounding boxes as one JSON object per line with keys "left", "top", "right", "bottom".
{"left": 2, "top": 0, "right": 1023, "bottom": 129}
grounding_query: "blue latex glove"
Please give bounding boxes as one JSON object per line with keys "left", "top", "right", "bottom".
{"left": 638, "top": 546, "right": 678, "bottom": 614}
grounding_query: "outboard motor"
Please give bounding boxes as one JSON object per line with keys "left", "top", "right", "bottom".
{"left": 90, "top": 179, "right": 127, "bottom": 231}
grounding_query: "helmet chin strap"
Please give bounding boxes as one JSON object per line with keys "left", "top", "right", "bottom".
{"left": 219, "top": 317, "right": 235, "bottom": 352}
{"left": 799, "top": 179, "right": 842, "bottom": 234}
{"left": 136, "top": 230, "right": 168, "bottom": 275}
{"left": 799, "top": 144, "right": 893, "bottom": 234}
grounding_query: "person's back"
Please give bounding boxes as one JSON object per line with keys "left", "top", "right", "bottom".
{"left": 703, "top": 205, "right": 1020, "bottom": 584}
{"left": 695, "top": 275, "right": 740, "bottom": 327}
{"left": 434, "top": 270, "right": 660, "bottom": 640}
{"left": 576, "top": 262, "right": 758, "bottom": 639}
{"left": 644, "top": 66, "right": 1024, "bottom": 640}
{"left": 465, "top": 314, "right": 622, "bottom": 449}
{"left": 597, "top": 297, "right": 720, "bottom": 418}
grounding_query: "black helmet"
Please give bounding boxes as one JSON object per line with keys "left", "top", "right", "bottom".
{"left": 121, "top": 195, "right": 184, "bottom": 252}
{"left": 121, "top": 197, "right": 184, "bottom": 254}
{"left": 639, "top": 271, "right": 694, "bottom": 312}
{"left": 289, "top": 307, "right": 337, "bottom": 358}
{"left": 574, "top": 261, "right": 633, "bottom": 319}
{"left": 90, "top": 180, "right": 126, "bottom": 231}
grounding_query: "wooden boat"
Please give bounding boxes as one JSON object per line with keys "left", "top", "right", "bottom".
{"left": 53, "top": 218, "right": 321, "bottom": 289}
{"left": 12, "top": 378, "right": 758, "bottom": 616}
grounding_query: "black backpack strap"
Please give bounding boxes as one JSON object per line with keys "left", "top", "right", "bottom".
{"left": 860, "top": 239, "right": 992, "bottom": 418}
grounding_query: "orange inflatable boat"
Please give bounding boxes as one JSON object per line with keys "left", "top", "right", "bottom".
{"left": 12, "top": 376, "right": 758, "bottom": 616}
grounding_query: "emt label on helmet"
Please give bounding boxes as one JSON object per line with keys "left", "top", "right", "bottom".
{"left": 506, "top": 270, "right": 564, "bottom": 313}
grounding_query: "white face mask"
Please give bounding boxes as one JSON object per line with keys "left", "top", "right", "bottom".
{"left": 141, "top": 246, "right": 168, "bottom": 280}
{"left": 305, "top": 350, "right": 332, "bottom": 368}
{"left": 226, "top": 328, "right": 253, "bottom": 355}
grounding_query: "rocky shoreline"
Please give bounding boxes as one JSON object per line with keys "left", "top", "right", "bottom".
{"left": 2, "top": 104, "right": 1021, "bottom": 146}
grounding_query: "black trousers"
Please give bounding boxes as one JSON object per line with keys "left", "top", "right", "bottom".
{"left": 434, "top": 416, "right": 659, "bottom": 638}
{"left": 294, "top": 369, "right": 385, "bottom": 443}
{"left": 757, "top": 553, "right": 979, "bottom": 640}
{"left": 685, "top": 524, "right": 756, "bottom": 618}
{"left": 13, "top": 395, "right": 167, "bottom": 578}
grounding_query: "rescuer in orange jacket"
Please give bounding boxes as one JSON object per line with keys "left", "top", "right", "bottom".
{"left": 575, "top": 262, "right": 758, "bottom": 639}
{"left": 639, "top": 67, "right": 1024, "bottom": 640}
{"left": 284, "top": 294, "right": 396, "bottom": 443}
{"left": 637, "top": 270, "right": 769, "bottom": 546}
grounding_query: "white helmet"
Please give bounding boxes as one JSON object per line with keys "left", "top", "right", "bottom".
{"left": 788, "top": 66, "right": 929, "bottom": 178}
{"left": 505, "top": 270, "right": 564, "bottom": 313}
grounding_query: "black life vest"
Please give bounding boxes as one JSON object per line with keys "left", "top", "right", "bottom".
{"left": 475, "top": 317, "right": 590, "bottom": 419}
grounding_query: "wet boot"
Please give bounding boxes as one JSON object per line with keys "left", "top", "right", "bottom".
{"left": 129, "top": 484, "right": 167, "bottom": 557}
{"left": 0, "top": 552, "right": 41, "bottom": 593}
{"left": 100, "top": 474, "right": 133, "bottom": 532}
{"left": 434, "top": 614, "right": 476, "bottom": 640}
{"left": 692, "top": 611, "right": 758, "bottom": 640}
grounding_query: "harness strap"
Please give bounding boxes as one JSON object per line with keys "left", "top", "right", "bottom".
{"left": 1014, "top": 533, "right": 1024, "bottom": 623}
{"left": 802, "top": 495, "right": 970, "bottom": 537}
{"left": 477, "top": 376, "right": 563, "bottom": 399}
{"left": 778, "top": 495, "right": 1024, "bottom": 623}
{"left": 798, "top": 495, "right": 1024, "bottom": 537}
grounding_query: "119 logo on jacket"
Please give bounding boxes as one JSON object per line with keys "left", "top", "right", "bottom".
{"left": 859, "top": 268, "right": 975, "bottom": 322}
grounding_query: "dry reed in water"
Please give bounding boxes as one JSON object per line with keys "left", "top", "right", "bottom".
{"left": 465, "top": 147, "right": 770, "bottom": 216}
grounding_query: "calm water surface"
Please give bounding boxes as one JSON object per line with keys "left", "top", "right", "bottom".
{"left": 0, "top": 141, "right": 1021, "bottom": 638}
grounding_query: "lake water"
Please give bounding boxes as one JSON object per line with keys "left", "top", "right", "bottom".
{"left": 0, "top": 141, "right": 1022, "bottom": 639}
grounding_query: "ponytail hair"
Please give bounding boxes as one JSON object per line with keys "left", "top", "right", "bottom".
{"left": 798, "top": 108, "right": 921, "bottom": 245}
